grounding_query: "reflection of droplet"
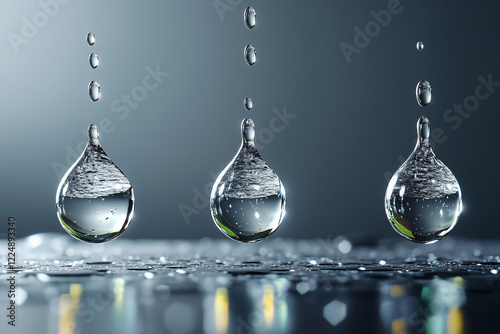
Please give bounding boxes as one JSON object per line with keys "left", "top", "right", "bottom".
{"left": 56, "top": 124, "right": 135, "bottom": 243}
{"left": 89, "top": 81, "right": 100, "bottom": 101}
{"left": 244, "top": 97, "right": 253, "bottom": 110}
{"left": 89, "top": 53, "right": 99, "bottom": 69}
{"left": 416, "top": 80, "right": 431, "bottom": 107}
{"left": 244, "top": 44, "right": 257, "bottom": 66}
{"left": 210, "top": 119, "right": 286, "bottom": 243}
{"left": 416, "top": 41, "right": 424, "bottom": 51}
{"left": 385, "top": 117, "right": 462, "bottom": 244}
{"left": 244, "top": 7, "right": 256, "bottom": 29}
{"left": 87, "top": 32, "right": 95, "bottom": 46}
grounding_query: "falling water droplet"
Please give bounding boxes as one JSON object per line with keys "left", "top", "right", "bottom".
{"left": 87, "top": 32, "right": 95, "bottom": 46}
{"left": 89, "top": 53, "right": 99, "bottom": 69}
{"left": 244, "top": 7, "right": 256, "bottom": 29}
{"left": 416, "top": 80, "right": 431, "bottom": 107}
{"left": 56, "top": 124, "right": 135, "bottom": 243}
{"left": 210, "top": 118, "right": 286, "bottom": 243}
{"left": 244, "top": 97, "right": 253, "bottom": 110}
{"left": 416, "top": 41, "right": 424, "bottom": 51}
{"left": 244, "top": 44, "right": 257, "bottom": 66}
{"left": 89, "top": 81, "right": 100, "bottom": 101}
{"left": 385, "top": 117, "right": 462, "bottom": 244}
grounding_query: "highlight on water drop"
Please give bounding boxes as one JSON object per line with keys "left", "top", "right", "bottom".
{"left": 244, "top": 6, "right": 256, "bottom": 29}
{"left": 210, "top": 118, "right": 286, "bottom": 243}
{"left": 56, "top": 124, "right": 135, "bottom": 243}
{"left": 89, "top": 53, "right": 99, "bottom": 69}
{"left": 87, "top": 32, "right": 95, "bottom": 46}
{"left": 244, "top": 97, "right": 253, "bottom": 110}
{"left": 384, "top": 117, "right": 462, "bottom": 244}
{"left": 89, "top": 81, "right": 100, "bottom": 101}
{"left": 416, "top": 41, "right": 424, "bottom": 51}
{"left": 416, "top": 80, "right": 431, "bottom": 107}
{"left": 244, "top": 44, "right": 257, "bottom": 66}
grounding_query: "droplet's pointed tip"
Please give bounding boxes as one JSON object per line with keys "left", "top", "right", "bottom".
{"left": 418, "top": 116, "right": 429, "bottom": 124}
{"left": 417, "top": 117, "right": 430, "bottom": 141}
{"left": 88, "top": 124, "right": 99, "bottom": 140}
{"left": 241, "top": 118, "right": 255, "bottom": 142}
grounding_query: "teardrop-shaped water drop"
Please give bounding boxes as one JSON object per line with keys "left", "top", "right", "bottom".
{"left": 87, "top": 32, "right": 95, "bottom": 46}
{"left": 244, "top": 44, "right": 257, "bottom": 66}
{"left": 244, "top": 7, "right": 256, "bottom": 29}
{"left": 244, "top": 97, "right": 253, "bottom": 110}
{"left": 416, "top": 41, "right": 424, "bottom": 51}
{"left": 210, "top": 118, "right": 286, "bottom": 243}
{"left": 416, "top": 80, "right": 431, "bottom": 107}
{"left": 56, "top": 124, "right": 135, "bottom": 243}
{"left": 385, "top": 117, "right": 462, "bottom": 244}
{"left": 89, "top": 81, "right": 100, "bottom": 101}
{"left": 89, "top": 53, "right": 99, "bottom": 69}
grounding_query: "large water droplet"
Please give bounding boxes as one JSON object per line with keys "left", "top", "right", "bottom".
{"left": 56, "top": 124, "right": 135, "bottom": 243}
{"left": 89, "top": 53, "right": 99, "bottom": 69}
{"left": 210, "top": 118, "right": 286, "bottom": 243}
{"left": 87, "top": 32, "right": 95, "bottom": 46}
{"left": 416, "top": 41, "right": 424, "bottom": 51}
{"left": 244, "top": 44, "right": 257, "bottom": 66}
{"left": 244, "top": 97, "right": 253, "bottom": 110}
{"left": 244, "top": 7, "right": 256, "bottom": 29}
{"left": 385, "top": 117, "right": 462, "bottom": 244}
{"left": 89, "top": 81, "right": 100, "bottom": 101}
{"left": 416, "top": 80, "right": 431, "bottom": 107}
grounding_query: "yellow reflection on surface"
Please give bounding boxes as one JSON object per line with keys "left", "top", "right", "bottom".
{"left": 214, "top": 287, "right": 229, "bottom": 334}
{"left": 447, "top": 308, "right": 463, "bottom": 334}
{"left": 390, "top": 285, "right": 406, "bottom": 298}
{"left": 263, "top": 284, "right": 274, "bottom": 327}
{"left": 114, "top": 278, "right": 125, "bottom": 310}
{"left": 59, "top": 284, "right": 82, "bottom": 334}
{"left": 392, "top": 317, "right": 406, "bottom": 334}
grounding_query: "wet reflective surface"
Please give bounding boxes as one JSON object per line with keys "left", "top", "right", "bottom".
{"left": 1, "top": 234, "right": 500, "bottom": 333}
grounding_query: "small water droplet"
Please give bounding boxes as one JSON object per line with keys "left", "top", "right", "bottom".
{"left": 244, "top": 7, "right": 256, "bottom": 29}
{"left": 244, "top": 97, "right": 253, "bottom": 110}
{"left": 416, "top": 80, "right": 431, "bottom": 107}
{"left": 89, "top": 53, "right": 99, "bottom": 69}
{"left": 89, "top": 81, "right": 100, "bottom": 101}
{"left": 416, "top": 41, "right": 424, "bottom": 51}
{"left": 87, "top": 32, "right": 95, "bottom": 46}
{"left": 244, "top": 44, "right": 257, "bottom": 66}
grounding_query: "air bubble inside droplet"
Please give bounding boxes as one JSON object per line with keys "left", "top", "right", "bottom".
{"left": 244, "top": 97, "right": 253, "bottom": 110}
{"left": 89, "top": 53, "right": 99, "bottom": 69}
{"left": 210, "top": 118, "right": 286, "bottom": 243}
{"left": 244, "top": 7, "right": 256, "bottom": 29}
{"left": 416, "top": 41, "right": 424, "bottom": 51}
{"left": 89, "top": 81, "right": 100, "bottom": 101}
{"left": 244, "top": 45, "right": 257, "bottom": 66}
{"left": 87, "top": 32, "right": 95, "bottom": 46}
{"left": 416, "top": 80, "right": 431, "bottom": 107}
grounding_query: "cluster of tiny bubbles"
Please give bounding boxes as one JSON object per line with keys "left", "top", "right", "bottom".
{"left": 86, "top": 32, "right": 95, "bottom": 46}
{"left": 416, "top": 80, "right": 431, "bottom": 107}
{"left": 416, "top": 41, "right": 424, "bottom": 51}
{"left": 244, "top": 44, "right": 256, "bottom": 66}
{"left": 89, "top": 53, "right": 99, "bottom": 69}
{"left": 88, "top": 81, "right": 101, "bottom": 102}
{"left": 244, "top": 97, "right": 253, "bottom": 110}
{"left": 244, "top": 6, "right": 256, "bottom": 29}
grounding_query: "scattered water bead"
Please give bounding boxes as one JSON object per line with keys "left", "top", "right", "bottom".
{"left": 87, "top": 32, "right": 95, "bottom": 46}
{"left": 210, "top": 118, "right": 286, "bottom": 243}
{"left": 416, "top": 41, "right": 424, "bottom": 51}
{"left": 385, "top": 117, "right": 462, "bottom": 244}
{"left": 416, "top": 80, "right": 431, "bottom": 107}
{"left": 244, "top": 7, "right": 256, "bottom": 29}
{"left": 89, "top": 81, "right": 100, "bottom": 101}
{"left": 244, "top": 97, "right": 253, "bottom": 110}
{"left": 56, "top": 124, "right": 135, "bottom": 243}
{"left": 89, "top": 53, "right": 99, "bottom": 69}
{"left": 244, "top": 44, "right": 257, "bottom": 66}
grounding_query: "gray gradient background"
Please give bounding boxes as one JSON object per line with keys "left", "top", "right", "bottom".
{"left": 1, "top": 0, "right": 499, "bottom": 240}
